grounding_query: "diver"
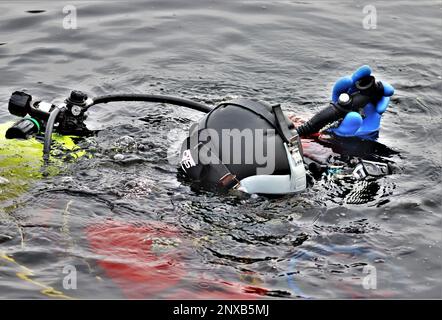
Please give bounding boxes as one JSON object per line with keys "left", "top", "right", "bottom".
{"left": 179, "top": 65, "right": 396, "bottom": 194}
{"left": 2, "top": 65, "right": 395, "bottom": 196}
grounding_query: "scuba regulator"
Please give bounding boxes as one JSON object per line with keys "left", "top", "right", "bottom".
{"left": 3, "top": 71, "right": 388, "bottom": 194}
{"left": 5, "top": 91, "right": 211, "bottom": 161}
{"left": 297, "top": 75, "right": 385, "bottom": 136}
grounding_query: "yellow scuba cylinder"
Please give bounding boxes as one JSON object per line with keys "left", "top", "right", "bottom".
{"left": 0, "top": 122, "right": 84, "bottom": 201}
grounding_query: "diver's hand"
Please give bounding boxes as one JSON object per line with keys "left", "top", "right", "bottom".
{"left": 329, "top": 65, "right": 394, "bottom": 139}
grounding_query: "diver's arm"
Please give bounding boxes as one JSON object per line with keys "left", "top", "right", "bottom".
{"left": 288, "top": 114, "right": 395, "bottom": 180}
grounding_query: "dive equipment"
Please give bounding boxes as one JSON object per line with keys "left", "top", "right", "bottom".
{"left": 297, "top": 73, "right": 385, "bottom": 137}
{"left": 3, "top": 65, "right": 393, "bottom": 195}
{"left": 0, "top": 122, "right": 83, "bottom": 201}
{"left": 5, "top": 89, "right": 307, "bottom": 194}
{"left": 5, "top": 118, "right": 40, "bottom": 139}
{"left": 5, "top": 90, "right": 211, "bottom": 161}
{"left": 352, "top": 159, "right": 391, "bottom": 179}
{"left": 328, "top": 65, "right": 395, "bottom": 138}
{"left": 8, "top": 91, "right": 32, "bottom": 117}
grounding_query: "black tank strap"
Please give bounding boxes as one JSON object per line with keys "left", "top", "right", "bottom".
{"left": 272, "top": 104, "right": 296, "bottom": 144}
{"left": 212, "top": 99, "right": 297, "bottom": 145}
{"left": 213, "top": 99, "right": 277, "bottom": 130}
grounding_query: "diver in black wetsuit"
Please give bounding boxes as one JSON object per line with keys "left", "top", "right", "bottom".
{"left": 178, "top": 65, "right": 396, "bottom": 195}
{"left": 3, "top": 65, "right": 395, "bottom": 196}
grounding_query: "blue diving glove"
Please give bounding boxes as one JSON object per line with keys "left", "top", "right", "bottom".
{"left": 329, "top": 65, "right": 394, "bottom": 140}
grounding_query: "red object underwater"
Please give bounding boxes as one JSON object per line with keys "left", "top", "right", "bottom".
{"left": 87, "top": 221, "right": 268, "bottom": 299}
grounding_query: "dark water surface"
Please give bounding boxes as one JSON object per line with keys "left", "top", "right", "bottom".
{"left": 0, "top": 1, "right": 441, "bottom": 299}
